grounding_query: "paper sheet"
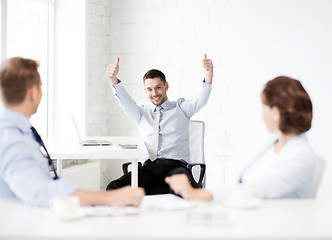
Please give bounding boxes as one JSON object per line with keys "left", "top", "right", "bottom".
{"left": 139, "top": 194, "right": 196, "bottom": 211}
{"left": 80, "top": 194, "right": 195, "bottom": 217}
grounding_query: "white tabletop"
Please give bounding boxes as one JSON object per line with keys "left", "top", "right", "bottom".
{"left": 46, "top": 136, "right": 149, "bottom": 160}
{"left": 1, "top": 198, "right": 331, "bottom": 240}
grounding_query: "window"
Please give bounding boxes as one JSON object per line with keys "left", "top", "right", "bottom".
{"left": 1, "top": 0, "right": 54, "bottom": 137}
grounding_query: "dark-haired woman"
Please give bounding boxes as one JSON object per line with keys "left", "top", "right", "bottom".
{"left": 165, "top": 76, "right": 318, "bottom": 200}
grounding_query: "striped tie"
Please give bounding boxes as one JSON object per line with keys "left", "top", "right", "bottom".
{"left": 150, "top": 106, "right": 161, "bottom": 160}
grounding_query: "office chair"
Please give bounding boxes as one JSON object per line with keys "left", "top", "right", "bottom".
{"left": 187, "top": 120, "right": 206, "bottom": 188}
{"left": 122, "top": 120, "right": 206, "bottom": 188}
{"left": 306, "top": 155, "right": 326, "bottom": 198}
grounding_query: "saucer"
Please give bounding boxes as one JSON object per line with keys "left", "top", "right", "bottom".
{"left": 55, "top": 210, "right": 85, "bottom": 221}
{"left": 224, "top": 198, "right": 262, "bottom": 209}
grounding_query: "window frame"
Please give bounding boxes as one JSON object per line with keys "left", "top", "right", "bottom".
{"left": 0, "top": 0, "right": 55, "bottom": 137}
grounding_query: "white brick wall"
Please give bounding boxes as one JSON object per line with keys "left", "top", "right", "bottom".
{"left": 86, "top": 0, "right": 231, "bottom": 189}
{"left": 86, "top": 0, "right": 332, "bottom": 199}
{"left": 87, "top": 0, "right": 111, "bottom": 137}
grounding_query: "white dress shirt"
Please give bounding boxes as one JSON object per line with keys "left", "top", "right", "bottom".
{"left": 241, "top": 146, "right": 277, "bottom": 184}
{"left": 238, "top": 133, "right": 317, "bottom": 199}
{"left": 0, "top": 107, "right": 78, "bottom": 207}
{"left": 112, "top": 81, "right": 212, "bottom": 163}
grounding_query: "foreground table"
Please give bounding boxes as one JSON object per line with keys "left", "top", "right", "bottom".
{"left": 0, "top": 198, "right": 331, "bottom": 240}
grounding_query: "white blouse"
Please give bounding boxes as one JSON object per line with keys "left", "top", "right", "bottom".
{"left": 242, "top": 146, "right": 277, "bottom": 184}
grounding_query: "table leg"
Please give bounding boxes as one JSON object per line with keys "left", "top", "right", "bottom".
{"left": 131, "top": 158, "right": 138, "bottom": 189}
{"left": 56, "top": 159, "right": 63, "bottom": 177}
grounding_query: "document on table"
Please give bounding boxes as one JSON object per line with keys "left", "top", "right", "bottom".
{"left": 80, "top": 194, "right": 195, "bottom": 217}
{"left": 81, "top": 205, "right": 140, "bottom": 217}
{"left": 139, "top": 194, "right": 196, "bottom": 211}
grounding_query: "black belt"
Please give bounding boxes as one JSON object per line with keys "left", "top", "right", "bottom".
{"left": 147, "top": 158, "right": 188, "bottom": 168}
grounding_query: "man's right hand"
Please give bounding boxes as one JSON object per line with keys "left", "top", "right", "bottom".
{"left": 202, "top": 54, "right": 213, "bottom": 84}
{"left": 72, "top": 186, "right": 145, "bottom": 207}
{"left": 106, "top": 57, "right": 120, "bottom": 85}
{"left": 106, "top": 186, "right": 145, "bottom": 207}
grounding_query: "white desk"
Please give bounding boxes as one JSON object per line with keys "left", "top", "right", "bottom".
{"left": 46, "top": 136, "right": 149, "bottom": 188}
{"left": 0, "top": 199, "right": 331, "bottom": 240}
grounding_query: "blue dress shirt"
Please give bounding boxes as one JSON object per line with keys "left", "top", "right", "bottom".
{"left": 0, "top": 107, "right": 78, "bottom": 207}
{"left": 112, "top": 81, "right": 212, "bottom": 163}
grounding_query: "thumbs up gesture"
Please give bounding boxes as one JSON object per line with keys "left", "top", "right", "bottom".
{"left": 202, "top": 54, "right": 213, "bottom": 84}
{"left": 106, "top": 57, "right": 120, "bottom": 85}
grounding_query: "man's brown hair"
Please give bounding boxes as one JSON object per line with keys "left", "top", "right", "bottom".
{"left": 262, "top": 76, "right": 312, "bottom": 134}
{"left": 0, "top": 57, "right": 41, "bottom": 104}
{"left": 143, "top": 69, "right": 166, "bottom": 84}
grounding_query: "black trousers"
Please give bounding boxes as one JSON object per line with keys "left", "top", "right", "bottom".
{"left": 106, "top": 158, "right": 195, "bottom": 195}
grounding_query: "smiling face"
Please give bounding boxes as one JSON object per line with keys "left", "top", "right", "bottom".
{"left": 144, "top": 77, "right": 169, "bottom": 106}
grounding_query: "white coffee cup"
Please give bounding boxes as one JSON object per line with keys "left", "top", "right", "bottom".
{"left": 228, "top": 185, "right": 255, "bottom": 207}
{"left": 49, "top": 196, "right": 82, "bottom": 220}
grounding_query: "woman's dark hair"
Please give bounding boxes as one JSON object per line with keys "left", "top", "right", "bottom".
{"left": 262, "top": 76, "right": 312, "bottom": 134}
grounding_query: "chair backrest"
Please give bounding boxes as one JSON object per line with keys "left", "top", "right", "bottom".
{"left": 306, "top": 155, "right": 326, "bottom": 198}
{"left": 189, "top": 120, "right": 205, "bottom": 185}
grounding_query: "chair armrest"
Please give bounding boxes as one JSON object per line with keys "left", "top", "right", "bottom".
{"left": 187, "top": 163, "right": 206, "bottom": 188}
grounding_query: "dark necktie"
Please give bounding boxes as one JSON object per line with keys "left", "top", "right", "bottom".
{"left": 31, "top": 126, "right": 59, "bottom": 180}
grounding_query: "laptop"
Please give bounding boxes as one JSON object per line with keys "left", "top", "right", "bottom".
{"left": 72, "top": 116, "right": 111, "bottom": 146}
